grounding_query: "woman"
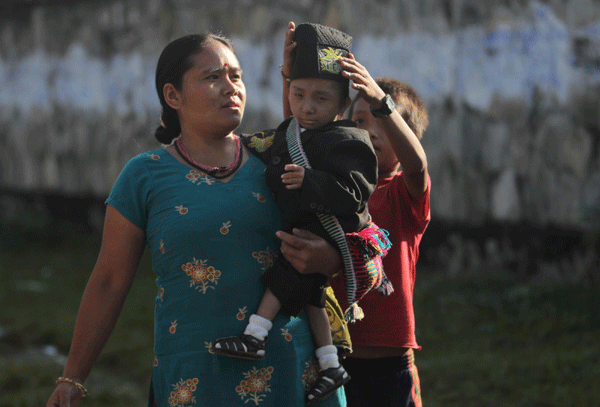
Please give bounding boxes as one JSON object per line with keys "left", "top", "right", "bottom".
{"left": 46, "top": 30, "right": 346, "bottom": 407}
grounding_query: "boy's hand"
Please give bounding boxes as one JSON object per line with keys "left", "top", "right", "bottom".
{"left": 281, "top": 164, "right": 304, "bottom": 189}
{"left": 339, "top": 54, "right": 386, "bottom": 110}
{"left": 282, "top": 21, "right": 296, "bottom": 78}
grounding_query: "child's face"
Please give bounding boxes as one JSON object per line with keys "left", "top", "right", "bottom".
{"left": 351, "top": 98, "right": 400, "bottom": 177}
{"left": 288, "top": 78, "right": 349, "bottom": 130}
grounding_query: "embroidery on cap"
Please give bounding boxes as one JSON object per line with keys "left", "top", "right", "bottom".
{"left": 318, "top": 46, "right": 344, "bottom": 74}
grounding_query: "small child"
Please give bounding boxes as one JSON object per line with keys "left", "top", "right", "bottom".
{"left": 212, "top": 23, "right": 388, "bottom": 405}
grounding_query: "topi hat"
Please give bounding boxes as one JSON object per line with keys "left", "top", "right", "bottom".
{"left": 290, "top": 23, "right": 352, "bottom": 87}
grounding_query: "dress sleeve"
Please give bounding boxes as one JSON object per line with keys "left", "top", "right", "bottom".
{"left": 105, "top": 155, "right": 152, "bottom": 231}
{"left": 299, "top": 137, "right": 378, "bottom": 216}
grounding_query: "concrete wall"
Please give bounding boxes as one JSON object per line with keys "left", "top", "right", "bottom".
{"left": 1, "top": 0, "right": 599, "bottom": 231}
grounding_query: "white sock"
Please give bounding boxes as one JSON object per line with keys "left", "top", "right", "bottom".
{"left": 243, "top": 314, "right": 273, "bottom": 341}
{"left": 315, "top": 345, "right": 340, "bottom": 370}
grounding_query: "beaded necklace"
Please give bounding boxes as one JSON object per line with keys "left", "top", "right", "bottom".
{"left": 175, "top": 136, "right": 243, "bottom": 179}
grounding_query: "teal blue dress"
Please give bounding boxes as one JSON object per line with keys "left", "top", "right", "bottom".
{"left": 106, "top": 147, "right": 346, "bottom": 407}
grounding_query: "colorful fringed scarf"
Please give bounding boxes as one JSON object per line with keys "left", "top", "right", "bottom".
{"left": 285, "top": 118, "right": 393, "bottom": 322}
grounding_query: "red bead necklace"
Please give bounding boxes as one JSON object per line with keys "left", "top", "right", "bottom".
{"left": 175, "top": 136, "right": 243, "bottom": 179}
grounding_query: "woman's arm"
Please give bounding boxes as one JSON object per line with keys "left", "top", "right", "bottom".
{"left": 46, "top": 205, "right": 146, "bottom": 407}
{"left": 277, "top": 228, "right": 342, "bottom": 277}
{"left": 282, "top": 21, "right": 295, "bottom": 118}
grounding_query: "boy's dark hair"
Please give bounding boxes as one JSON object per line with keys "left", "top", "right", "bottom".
{"left": 353, "top": 77, "right": 429, "bottom": 139}
{"left": 154, "top": 33, "right": 235, "bottom": 145}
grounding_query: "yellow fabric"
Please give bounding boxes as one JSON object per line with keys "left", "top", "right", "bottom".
{"left": 325, "top": 286, "right": 352, "bottom": 356}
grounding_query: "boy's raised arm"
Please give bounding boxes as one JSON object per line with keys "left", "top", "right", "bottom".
{"left": 339, "top": 55, "right": 428, "bottom": 200}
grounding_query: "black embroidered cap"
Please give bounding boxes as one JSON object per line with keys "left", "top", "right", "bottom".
{"left": 290, "top": 23, "right": 352, "bottom": 87}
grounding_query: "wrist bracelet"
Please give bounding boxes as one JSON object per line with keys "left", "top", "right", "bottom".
{"left": 56, "top": 377, "right": 89, "bottom": 398}
{"left": 280, "top": 67, "right": 291, "bottom": 82}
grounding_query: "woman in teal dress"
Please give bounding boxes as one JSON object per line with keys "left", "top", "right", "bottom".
{"left": 46, "top": 31, "right": 346, "bottom": 407}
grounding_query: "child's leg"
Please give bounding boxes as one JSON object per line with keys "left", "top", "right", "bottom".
{"left": 243, "top": 288, "right": 281, "bottom": 340}
{"left": 305, "top": 304, "right": 350, "bottom": 406}
{"left": 306, "top": 305, "right": 337, "bottom": 367}
{"left": 212, "top": 289, "right": 282, "bottom": 359}
{"left": 255, "top": 287, "right": 282, "bottom": 321}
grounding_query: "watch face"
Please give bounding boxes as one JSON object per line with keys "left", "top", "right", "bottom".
{"left": 383, "top": 94, "right": 394, "bottom": 112}
{"left": 371, "top": 94, "right": 395, "bottom": 118}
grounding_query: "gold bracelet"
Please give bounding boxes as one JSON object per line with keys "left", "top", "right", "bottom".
{"left": 56, "top": 377, "right": 89, "bottom": 398}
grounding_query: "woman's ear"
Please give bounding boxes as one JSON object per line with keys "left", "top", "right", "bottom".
{"left": 163, "top": 83, "right": 181, "bottom": 110}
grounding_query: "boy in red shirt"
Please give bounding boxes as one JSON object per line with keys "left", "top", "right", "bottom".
{"left": 330, "top": 59, "right": 430, "bottom": 407}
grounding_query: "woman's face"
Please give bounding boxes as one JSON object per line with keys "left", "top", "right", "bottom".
{"left": 175, "top": 40, "right": 246, "bottom": 135}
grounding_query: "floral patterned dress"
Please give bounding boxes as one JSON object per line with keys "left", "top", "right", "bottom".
{"left": 106, "top": 147, "right": 346, "bottom": 407}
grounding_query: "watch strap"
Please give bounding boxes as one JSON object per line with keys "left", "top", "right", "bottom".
{"left": 370, "top": 94, "right": 395, "bottom": 118}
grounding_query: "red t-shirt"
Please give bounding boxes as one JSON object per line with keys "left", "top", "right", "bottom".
{"left": 331, "top": 172, "right": 430, "bottom": 349}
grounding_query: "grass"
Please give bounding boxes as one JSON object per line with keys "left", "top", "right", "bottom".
{"left": 0, "top": 215, "right": 154, "bottom": 407}
{"left": 1, "top": 214, "right": 599, "bottom": 406}
{"left": 415, "top": 272, "right": 600, "bottom": 406}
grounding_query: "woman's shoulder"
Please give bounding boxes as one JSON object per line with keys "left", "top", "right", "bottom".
{"left": 113, "top": 148, "right": 173, "bottom": 184}
{"left": 129, "top": 147, "right": 170, "bottom": 163}
{"left": 122, "top": 147, "right": 171, "bottom": 169}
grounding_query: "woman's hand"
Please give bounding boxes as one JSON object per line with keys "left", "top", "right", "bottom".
{"left": 339, "top": 54, "right": 386, "bottom": 109}
{"left": 46, "top": 382, "right": 83, "bottom": 407}
{"left": 277, "top": 229, "right": 342, "bottom": 276}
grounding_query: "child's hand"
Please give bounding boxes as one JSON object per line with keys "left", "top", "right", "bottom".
{"left": 281, "top": 164, "right": 304, "bottom": 189}
{"left": 282, "top": 22, "right": 296, "bottom": 79}
{"left": 339, "top": 54, "right": 386, "bottom": 110}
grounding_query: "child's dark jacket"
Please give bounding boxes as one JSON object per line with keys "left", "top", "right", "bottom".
{"left": 241, "top": 117, "right": 377, "bottom": 316}
{"left": 242, "top": 117, "right": 378, "bottom": 244}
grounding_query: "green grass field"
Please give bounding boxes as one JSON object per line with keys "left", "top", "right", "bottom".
{"left": 1, "top": 215, "right": 599, "bottom": 406}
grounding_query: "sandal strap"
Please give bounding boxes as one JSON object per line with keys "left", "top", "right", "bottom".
{"left": 215, "top": 334, "right": 265, "bottom": 352}
{"left": 239, "top": 334, "right": 264, "bottom": 351}
{"left": 212, "top": 333, "right": 267, "bottom": 360}
{"left": 306, "top": 366, "right": 350, "bottom": 405}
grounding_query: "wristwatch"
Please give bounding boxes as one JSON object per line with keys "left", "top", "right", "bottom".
{"left": 370, "top": 94, "right": 395, "bottom": 118}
